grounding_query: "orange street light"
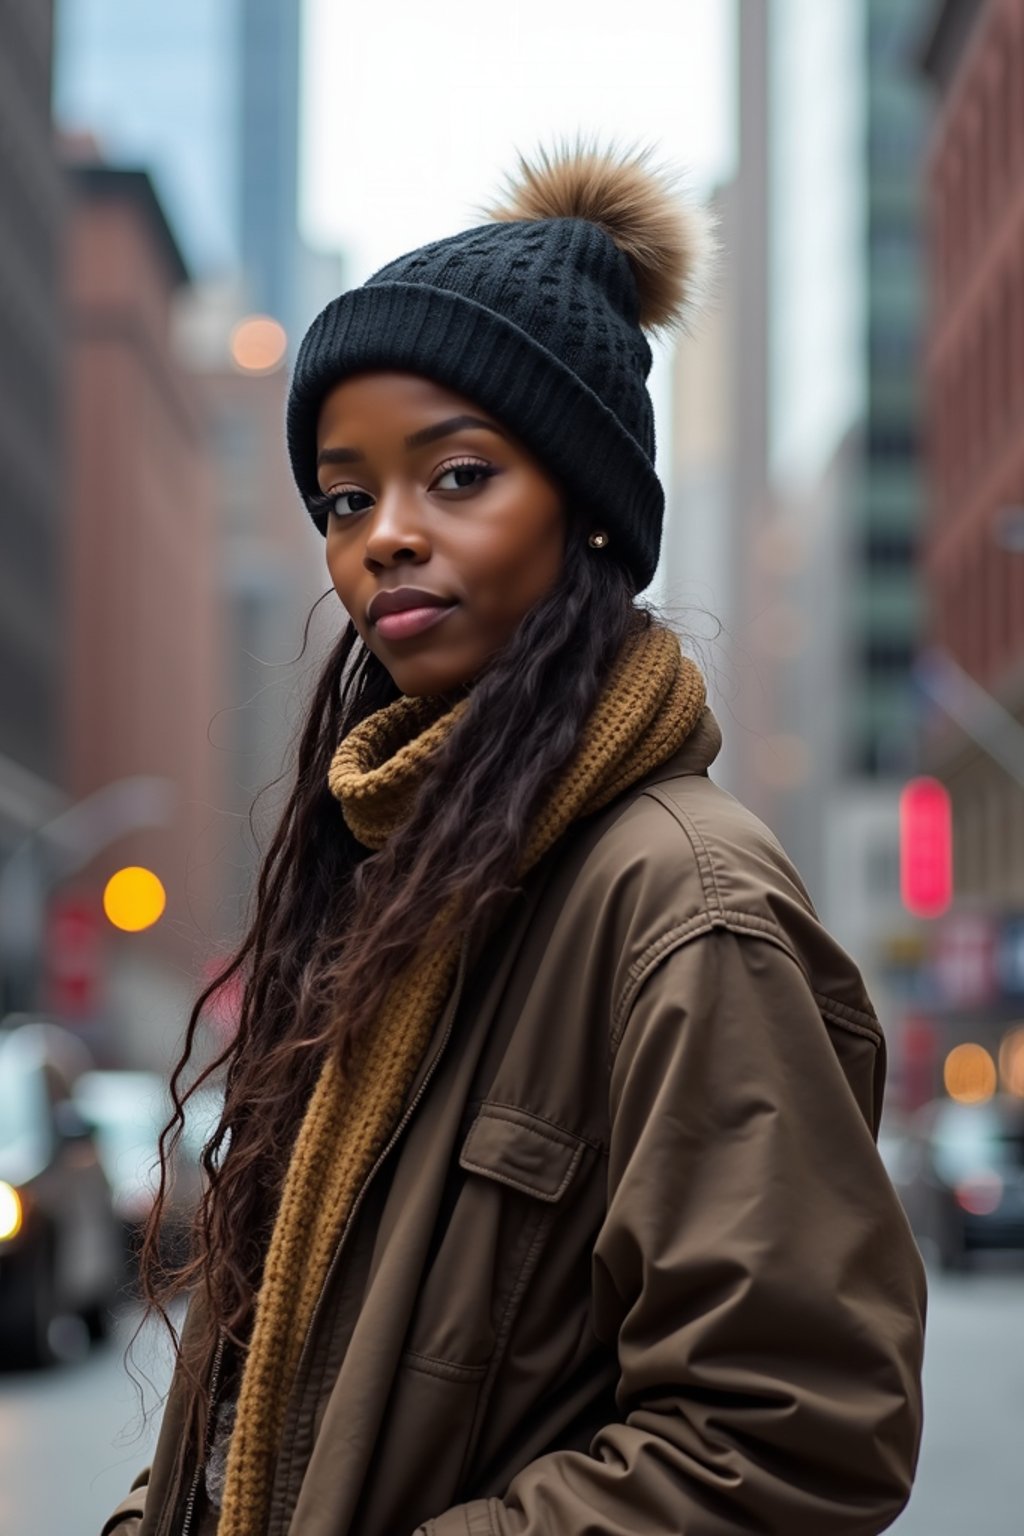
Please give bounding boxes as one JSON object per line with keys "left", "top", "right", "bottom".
{"left": 102, "top": 866, "right": 166, "bottom": 932}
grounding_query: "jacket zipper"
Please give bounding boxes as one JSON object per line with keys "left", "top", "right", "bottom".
{"left": 266, "top": 939, "right": 471, "bottom": 1529}
{"left": 179, "top": 1330, "right": 226, "bottom": 1536}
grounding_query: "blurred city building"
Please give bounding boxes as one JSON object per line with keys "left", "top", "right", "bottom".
{"left": 61, "top": 150, "right": 221, "bottom": 1064}
{"left": 0, "top": 0, "right": 71, "bottom": 1020}
{"left": 53, "top": 0, "right": 343, "bottom": 343}
{"left": 44, "top": 1, "right": 334, "bottom": 1067}
{"left": 916, "top": 0, "right": 1024, "bottom": 1071}
{"left": 0, "top": 0, "right": 65, "bottom": 846}
{"left": 174, "top": 288, "right": 328, "bottom": 945}
{"left": 668, "top": 0, "right": 934, "bottom": 1088}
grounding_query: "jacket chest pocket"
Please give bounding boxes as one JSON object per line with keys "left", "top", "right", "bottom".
{"left": 401, "top": 1102, "right": 587, "bottom": 1376}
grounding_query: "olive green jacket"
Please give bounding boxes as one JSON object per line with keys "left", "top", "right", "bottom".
{"left": 101, "top": 709, "right": 926, "bottom": 1536}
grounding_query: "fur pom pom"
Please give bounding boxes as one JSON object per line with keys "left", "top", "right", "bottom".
{"left": 484, "top": 138, "right": 716, "bottom": 335}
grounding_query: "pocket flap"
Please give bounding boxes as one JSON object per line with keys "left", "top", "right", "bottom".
{"left": 458, "top": 1103, "right": 585, "bottom": 1202}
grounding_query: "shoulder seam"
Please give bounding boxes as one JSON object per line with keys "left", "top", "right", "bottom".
{"left": 641, "top": 784, "right": 726, "bottom": 919}
{"left": 611, "top": 910, "right": 804, "bottom": 1049}
{"left": 611, "top": 920, "right": 882, "bottom": 1057}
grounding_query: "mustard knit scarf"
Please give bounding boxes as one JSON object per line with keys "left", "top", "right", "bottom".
{"left": 216, "top": 623, "right": 706, "bottom": 1536}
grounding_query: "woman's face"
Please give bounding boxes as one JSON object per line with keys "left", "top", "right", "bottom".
{"left": 315, "top": 372, "right": 566, "bottom": 695}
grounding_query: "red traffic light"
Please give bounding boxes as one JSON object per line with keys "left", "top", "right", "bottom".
{"left": 899, "top": 776, "right": 953, "bottom": 919}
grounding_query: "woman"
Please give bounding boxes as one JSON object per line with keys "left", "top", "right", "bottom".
{"left": 102, "top": 143, "right": 925, "bottom": 1536}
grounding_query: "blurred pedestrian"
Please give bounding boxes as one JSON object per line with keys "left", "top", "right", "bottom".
{"left": 100, "top": 140, "right": 926, "bottom": 1536}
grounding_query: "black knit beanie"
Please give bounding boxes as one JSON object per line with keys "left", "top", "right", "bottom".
{"left": 286, "top": 144, "right": 712, "bottom": 593}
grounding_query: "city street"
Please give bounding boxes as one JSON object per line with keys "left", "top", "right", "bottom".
{"left": 0, "top": 1301, "right": 179, "bottom": 1536}
{"left": 892, "top": 1262, "right": 1023, "bottom": 1535}
{"left": 1, "top": 1267, "right": 1019, "bottom": 1534}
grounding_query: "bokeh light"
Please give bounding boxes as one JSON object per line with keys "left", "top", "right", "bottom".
{"left": 954, "top": 1172, "right": 1003, "bottom": 1216}
{"left": 943, "top": 1043, "right": 997, "bottom": 1105}
{"left": 998, "top": 1027, "right": 1024, "bottom": 1098}
{"left": 102, "top": 866, "right": 167, "bottom": 932}
{"left": 229, "top": 314, "right": 288, "bottom": 374}
{"left": 0, "top": 1181, "right": 23, "bottom": 1241}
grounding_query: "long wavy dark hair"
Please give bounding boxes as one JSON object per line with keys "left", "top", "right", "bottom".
{"left": 137, "top": 525, "right": 643, "bottom": 1453}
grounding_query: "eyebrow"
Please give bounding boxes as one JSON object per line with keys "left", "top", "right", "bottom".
{"left": 316, "top": 414, "right": 508, "bottom": 469}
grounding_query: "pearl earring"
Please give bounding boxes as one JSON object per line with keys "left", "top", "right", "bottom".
{"left": 588, "top": 530, "right": 609, "bottom": 549}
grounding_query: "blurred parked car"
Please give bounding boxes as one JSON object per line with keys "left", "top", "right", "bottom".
{"left": 898, "top": 1094, "right": 1024, "bottom": 1270}
{"left": 74, "top": 1070, "right": 222, "bottom": 1268}
{"left": 0, "top": 1021, "right": 124, "bottom": 1367}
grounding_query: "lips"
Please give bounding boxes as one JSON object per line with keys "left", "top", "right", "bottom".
{"left": 366, "top": 586, "right": 459, "bottom": 641}
{"left": 366, "top": 586, "right": 456, "bottom": 626}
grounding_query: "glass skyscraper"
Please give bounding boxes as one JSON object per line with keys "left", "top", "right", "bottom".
{"left": 54, "top": 0, "right": 340, "bottom": 342}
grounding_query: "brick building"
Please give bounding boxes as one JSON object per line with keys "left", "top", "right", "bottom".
{"left": 922, "top": 0, "right": 1024, "bottom": 908}
{"left": 63, "top": 152, "right": 222, "bottom": 1061}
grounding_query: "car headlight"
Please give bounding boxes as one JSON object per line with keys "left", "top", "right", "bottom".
{"left": 0, "top": 1181, "right": 23, "bottom": 1241}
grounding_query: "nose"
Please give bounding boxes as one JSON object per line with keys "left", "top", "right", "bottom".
{"left": 362, "top": 488, "right": 431, "bottom": 572}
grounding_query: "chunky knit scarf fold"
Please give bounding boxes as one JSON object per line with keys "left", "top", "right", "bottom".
{"left": 215, "top": 623, "right": 706, "bottom": 1536}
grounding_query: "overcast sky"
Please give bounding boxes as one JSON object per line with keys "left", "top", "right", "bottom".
{"left": 299, "top": 0, "right": 737, "bottom": 576}
{"left": 300, "top": 0, "right": 737, "bottom": 284}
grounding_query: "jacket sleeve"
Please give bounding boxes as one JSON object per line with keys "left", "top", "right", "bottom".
{"left": 418, "top": 927, "right": 926, "bottom": 1536}
{"left": 98, "top": 1466, "right": 149, "bottom": 1536}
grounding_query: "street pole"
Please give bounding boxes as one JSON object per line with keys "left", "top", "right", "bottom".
{"left": 913, "top": 647, "right": 1024, "bottom": 791}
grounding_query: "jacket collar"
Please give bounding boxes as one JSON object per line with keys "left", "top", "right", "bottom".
{"left": 630, "top": 705, "right": 722, "bottom": 791}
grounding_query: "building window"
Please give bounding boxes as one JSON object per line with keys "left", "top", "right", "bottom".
{"left": 1008, "top": 274, "right": 1020, "bottom": 420}
{"left": 952, "top": 346, "right": 966, "bottom": 499}
{"left": 1013, "top": 533, "right": 1024, "bottom": 658}
{"left": 870, "top": 224, "right": 917, "bottom": 272}
{"left": 977, "top": 95, "right": 988, "bottom": 244}
{"left": 863, "top": 636, "right": 916, "bottom": 676}
{"left": 1001, "top": 534, "right": 1016, "bottom": 663}
{"left": 1013, "top": 776, "right": 1024, "bottom": 906}
{"left": 943, "top": 562, "right": 957, "bottom": 663}
{"left": 1018, "top": 238, "right": 1024, "bottom": 415}
{"left": 945, "top": 146, "right": 962, "bottom": 294}
{"left": 965, "top": 548, "right": 978, "bottom": 678}
{"left": 966, "top": 784, "right": 985, "bottom": 896}
{"left": 865, "top": 528, "right": 916, "bottom": 568}
{"left": 869, "top": 321, "right": 916, "bottom": 371}
{"left": 946, "top": 564, "right": 960, "bottom": 662}
{"left": 969, "top": 100, "right": 985, "bottom": 256}
{"left": 992, "top": 50, "right": 1008, "bottom": 204}
{"left": 995, "top": 540, "right": 1008, "bottom": 676}
{"left": 986, "top": 301, "right": 999, "bottom": 457}
{"left": 978, "top": 545, "right": 991, "bottom": 678}
{"left": 995, "top": 286, "right": 1010, "bottom": 442}
{"left": 971, "top": 330, "right": 980, "bottom": 477}
{"left": 867, "top": 422, "right": 918, "bottom": 462}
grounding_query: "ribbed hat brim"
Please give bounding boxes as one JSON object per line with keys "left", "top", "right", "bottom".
{"left": 285, "top": 282, "right": 662, "bottom": 592}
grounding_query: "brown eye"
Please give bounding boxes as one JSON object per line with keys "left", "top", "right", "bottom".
{"left": 433, "top": 459, "right": 496, "bottom": 492}
{"left": 327, "top": 489, "right": 375, "bottom": 519}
